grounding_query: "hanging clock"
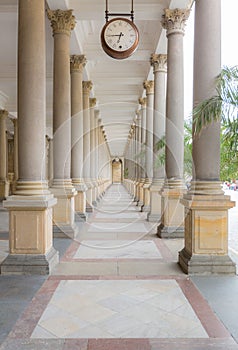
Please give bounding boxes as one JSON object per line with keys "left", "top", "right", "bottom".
{"left": 101, "top": 17, "right": 139, "bottom": 60}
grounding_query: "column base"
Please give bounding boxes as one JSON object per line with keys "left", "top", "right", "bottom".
{"left": 147, "top": 213, "right": 161, "bottom": 223}
{"left": 75, "top": 211, "right": 87, "bottom": 222}
{"left": 51, "top": 180, "right": 77, "bottom": 228}
{"left": 1, "top": 247, "right": 59, "bottom": 275}
{"left": 86, "top": 203, "right": 93, "bottom": 213}
{"left": 0, "top": 180, "right": 9, "bottom": 199}
{"left": 142, "top": 205, "right": 150, "bottom": 212}
{"left": 179, "top": 248, "right": 236, "bottom": 275}
{"left": 157, "top": 223, "right": 184, "bottom": 238}
{"left": 53, "top": 224, "right": 77, "bottom": 239}
{"left": 159, "top": 179, "right": 186, "bottom": 238}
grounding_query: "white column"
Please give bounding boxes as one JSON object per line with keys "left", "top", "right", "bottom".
{"left": 12, "top": 118, "right": 18, "bottom": 192}
{"left": 158, "top": 9, "right": 189, "bottom": 238}
{"left": 90, "top": 98, "right": 97, "bottom": 206}
{"left": 142, "top": 80, "right": 154, "bottom": 212}
{"left": 138, "top": 97, "right": 146, "bottom": 206}
{"left": 179, "top": 0, "right": 236, "bottom": 274}
{"left": 70, "top": 54, "right": 87, "bottom": 219}
{"left": 47, "top": 9, "right": 77, "bottom": 233}
{"left": 148, "top": 54, "right": 167, "bottom": 222}
{"left": 0, "top": 110, "right": 9, "bottom": 198}
{"left": 2, "top": 0, "right": 58, "bottom": 274}
{"left": 82, "top": 81, "right": 93, "bottom": 211}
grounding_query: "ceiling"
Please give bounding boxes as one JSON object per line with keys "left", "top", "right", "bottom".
{"left": 0, "top": 0, "right": 192, "bottom": 156}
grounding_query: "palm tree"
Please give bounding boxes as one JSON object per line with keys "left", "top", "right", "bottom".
{"left": 192, "top": 65, "right": 238, "bottom": 180}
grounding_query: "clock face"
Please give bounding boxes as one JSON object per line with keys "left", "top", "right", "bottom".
{"left": 101, "top": 18, "right": 139, "bottom": 59}
{"left": 104, "top": 19, "right": 137, "bottom": 51}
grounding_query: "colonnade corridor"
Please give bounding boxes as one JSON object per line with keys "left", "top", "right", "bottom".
{"left": 0, "top": 184, "right": 238, "bottom": 349}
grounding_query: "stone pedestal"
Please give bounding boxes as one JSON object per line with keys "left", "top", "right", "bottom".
{"left": 2, "top": 195, "right": 58, "bottom": 274}
{"left": 51, "top": 180, "right": 77, "bottom": 238}
{"left": 179, "top": 188, "right": 236, "bottom": 274}
{"left": 158, "top": 180, "right": 186, "bottom": 238}
{"left": 142, "top": 178, "right": 152, "bottom": 212}
{"left": 147, "top": 179, "right": 164, "bottom": 222}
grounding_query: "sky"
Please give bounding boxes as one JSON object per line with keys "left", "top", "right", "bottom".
{"left": 184, "top": 0, "right": 238, "bottom": 119}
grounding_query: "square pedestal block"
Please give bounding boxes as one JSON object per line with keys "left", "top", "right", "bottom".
{"left": 179, "top": 194, "right": 236, "bottom": 275}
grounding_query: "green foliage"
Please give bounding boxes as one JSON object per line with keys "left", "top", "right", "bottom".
{"left": 184, "top": 121, "right": 193, "bottom": 179}
{"left": 124, "top": 167, "right": 129, "bottom": 178}
{"left": 193, "top": 65, "right": 238, "bottom": 134}
{"left": 192, "top": 65, "right": 238, "bottom": 180}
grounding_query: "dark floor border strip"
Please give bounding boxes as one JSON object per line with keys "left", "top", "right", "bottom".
{"left": 177, "top": 278, "right": 231, "bottom": 338}
{"left": 2, "top": 337, "right": 238, "bottom": 350}
{"left": 7, "top": 279, "right": 60, "bottom": 339}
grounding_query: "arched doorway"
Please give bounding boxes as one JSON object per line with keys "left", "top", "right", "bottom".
{"left": 112, "top": 158, "right": 122, "bottom": 183}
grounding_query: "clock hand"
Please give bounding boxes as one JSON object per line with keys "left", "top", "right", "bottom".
{"left": 117, "top": 32, "right": 124, "bottom": 43}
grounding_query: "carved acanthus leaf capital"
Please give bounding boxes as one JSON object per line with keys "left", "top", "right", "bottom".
{"left": 47, "top": 9, "right": 76, "bottom": 36}
{"left": 0, "top": 109, "right": 8, "bottom": 119}
{"left": 143, "top": 80, "right": 154, "bottom": 95}
{"left": 150, "top": 54, "right": 167, "bottom": 73}
{"left": 70, "top": 55, "right": 87, "bottom": 73}
{"left": 138, "top": 97, "right": 147, "bottom": 107}
{"left": 161, "top": 8, "right": 190, "bottom": 35}
{"left": 90, "top": 98, "right": 97, "bottom": 108}
{"left": 82, "top": 81, "right": 93, "bottom": 94}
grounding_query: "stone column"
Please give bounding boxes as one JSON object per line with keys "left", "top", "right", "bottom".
{"left": 48, "top": 137, "right": 53, "bottom": 187}
{"left": 82, "top": 81, "right": 93, "bottom": 212}
{"left": 12, "top": 118, "right": 18, "bottom": 192}
{"left": 47, "top": 9, "right": 77, "bottom": 235}
{"left": 135, "top": 111, "right": 141, "bottom": 203}
{"left": 90, "top": 98, "right": 97, "bottom": 206}
{"left": 0, "top": 110, "right": 9, "bottom": 199}
{"left": 2, "top": 0, "right": 58, "bottom": 274}
{"left": 179, "top": 0, "right": 236, "bottom": 274}
{"left": 142, "top": 81, "right": 154, "bottom": 212}
{"left": 158, "top": 9, "right": 189, "bottom": 238}
{"left": 70, "top": 54, "right": 87, "bottom": 219}
{"left": 138, "top": 97, "right": 146, "bottom": 207}
{"left": 148, "top": 54, "right": 167, "bottom": 222}
{"left": 94, "top": 111, "right": 100, "bottom": 201}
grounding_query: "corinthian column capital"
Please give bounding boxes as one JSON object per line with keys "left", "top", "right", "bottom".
{"left": 138, "top": 97, "right": 147, "bottom": 107}
{"left": 161, "top": 8, "right": 190, "bottom": 35}
{"left": 70, "top": 55, "right": 87, "bottom": 73}
{"left": 150, "top": 54, "right": 167, "bottom": 73}
{"left": 82, "top": 81, "right": 93, "bottom": 94}
{"left": 47, "top": 9, "right": 76, "bottom": 36}
{"left": 0, "top": 109, "right": 8, "bottom": 119}
{"left": 90, "top": 98, "right": 97, "bottom": 108}
{"left": 143, "top": 80, "right": 154, "bottom": 95}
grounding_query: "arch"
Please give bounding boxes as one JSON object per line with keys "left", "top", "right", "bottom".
{"left": 112, "top": 158, "right": 123, "bottom": 183}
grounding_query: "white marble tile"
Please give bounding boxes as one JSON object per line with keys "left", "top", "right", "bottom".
{"left": 87, "top": 222, "right": 147, "bottom": 233}
{"left": 31, "top": 280, "right": 208, "bottom": 339}
{"left": 74, "top": 240, "right": 161, "bottom": 259}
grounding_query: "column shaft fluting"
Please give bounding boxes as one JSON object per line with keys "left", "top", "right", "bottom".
{"left": 82, "top": 81, "right": 93, "bottom": 182}
{"left": 192, "top": 0, "right": 221, "bottom": 183}
{"left": 0, "top": 110, "right": 8, "bottom": 181}
{"left": 139, "top": 98, "right": 146, "bottom": 179}
{"left": 70, "top": 55, "right": 86, "bottom": 183}
{"left": 162, "top": 9, "right": 189, "bottom": 181}
{"left": 151, "top": 54, "right": 167, "bottom": 180}
{"left": 18, "top": 0, "right": 48, "bottom": 189}
{"left": 47, "top": 9, "right": 76, "bottom": 183}
{"left": 143, "top": 81, "right": 154, "bottom": 180}
{"left": 90, "top": 98, "right": 97, "bottom": 182}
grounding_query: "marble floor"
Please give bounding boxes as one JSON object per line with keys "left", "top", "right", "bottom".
{"left": 1, "top": 184, "right": 238, "bottom": 349}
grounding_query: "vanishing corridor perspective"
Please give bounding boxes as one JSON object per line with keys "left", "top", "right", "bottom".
{"left": 0, "top": 0, "right": 238, "bottom": 349}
